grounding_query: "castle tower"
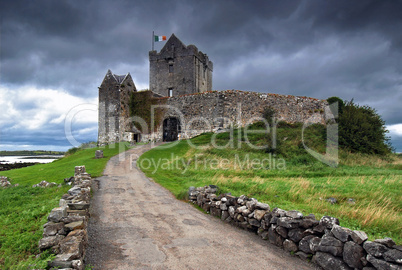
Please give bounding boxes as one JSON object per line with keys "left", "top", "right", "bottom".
{"left": 98, "top": 69, "right": 136, "bottom": 144}
{"left": 149, "top": 34, "right": 213, "bottom": 97}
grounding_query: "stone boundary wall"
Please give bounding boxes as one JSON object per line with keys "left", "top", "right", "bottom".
{"left": 37, "top": 166, "right": 92, "bottom": 270}
{"left": 143, "top": 90, "right": 330, "bottom": 142}
{"left": 189, "top": 185, "right": 402, "bottom": 270}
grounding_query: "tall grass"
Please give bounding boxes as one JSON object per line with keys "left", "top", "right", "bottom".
{"left": 139, "top": 124, "right": 402, "bottom": 244}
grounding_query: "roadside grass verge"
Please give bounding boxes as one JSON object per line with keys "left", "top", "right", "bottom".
{"left": 138, "top": 124, "right": 402, "bottom": 244}
{"left": 0, "top": 143, "right": 131, "bottom": 269}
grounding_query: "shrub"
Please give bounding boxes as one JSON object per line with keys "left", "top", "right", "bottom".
{"left": 262, "top": 107, "right": 276, "bottom": 125}
{"left": 337, "top": 99, "right": 392, "bottom": 155}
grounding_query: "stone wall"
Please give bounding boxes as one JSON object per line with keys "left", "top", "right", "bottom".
{"left": 38, "top": 166, "right": 92, "bottom": 270}
{"left": 140, "top": 90, "right": 329, "bottom": 142}
{"left": 189, "top": 185, "right": 402, "bottom": 270}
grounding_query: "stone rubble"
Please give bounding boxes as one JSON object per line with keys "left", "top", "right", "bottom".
{"left": 95, "top": 150, "right": 103, "bottom": 159}
{"left": 189, "top": 185, "right": 402, "bottom": 270}
{"left": 0, "top": 176, "right": 11, "bottom": 187}
{"left": 32, "top": 180, "right": 59, "bottom": 188}
{"left": 38, "top": 165, "right": 92, "bottom": 270}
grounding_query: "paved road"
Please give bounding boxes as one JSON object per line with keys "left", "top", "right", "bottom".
{"left": 85, "top": 144, "right": 316, "bottom": 269}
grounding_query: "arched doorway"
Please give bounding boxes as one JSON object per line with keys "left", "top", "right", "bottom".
{"left": 163, "top": 117, "right": 181, "bottom": 141}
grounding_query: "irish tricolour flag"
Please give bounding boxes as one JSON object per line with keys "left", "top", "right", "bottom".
{"left": 155, "top": 35, "right": 166, "bottom": 42}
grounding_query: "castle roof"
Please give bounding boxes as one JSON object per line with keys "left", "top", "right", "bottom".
{"left": 104, "top": 69, "right": 130, "bottom": 84}
{"left": 160, "top": 33, "right": 186, "bottom": 52}
{"left": 113, "top": 74, "right": 127, "bottom": 84}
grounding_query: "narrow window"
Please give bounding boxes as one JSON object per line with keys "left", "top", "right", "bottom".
{"left": 168, "top": 88, "right": 173, "bottom": 97}
{"left": 169, "top": 64, "right": 173, "bottom": 73}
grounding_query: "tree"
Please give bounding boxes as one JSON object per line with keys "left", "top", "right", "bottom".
{"left": 334, "top": 99, "right": 393, "bottom": 155}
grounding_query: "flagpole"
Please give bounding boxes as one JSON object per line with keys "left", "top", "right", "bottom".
{"left": 152, "top": 31, "right": 154, "bottom": 51}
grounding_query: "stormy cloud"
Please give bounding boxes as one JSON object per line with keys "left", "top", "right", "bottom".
{"left": 0, "top": 0, "right": 401, "bottom": 151}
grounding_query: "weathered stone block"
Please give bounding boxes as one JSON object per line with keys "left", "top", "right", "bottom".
{"left": 275, "top": 226, "right": 288, "bottom": 238}
{"left": 95, "top": 150, "right": 103, "bottom": 159}
{"left": 383, "top": 249, "right": 402, "bottom": 264}
{"left": 285, "top": 210, "right": 303, "bottom": 219}
{"left": 314, "top": 252, "right": 352, "bottom": 270}
{"left": 48, "top": 207, "right": 67, "bottom": 223}
{"left": 255, "top": 202, "right": 270, "bottom": 211}
{"left": 39, "top": 235, "right": 65, "bottom": 250}
{"left": 67, "top": 209, "right": 88, "bottom": 217}
{"left": 277, "top": 217, "right": 300, "bottom": 229}
{"left": 299, "top": 235, "right": 320, "bottom": 254}
{"left": 202, "top": 202, "right": 211, "bottom": 212}
{"left": 367, "top": 254, "right": 401, "bottom": 270}
{"left": 299, "top": 217, "right": 319, "bottom": 229}
{"left": 317, "top": 234, "right": 344, "bottom": 257}
{"left": 236, "top": 205, "right": 247, "bottom": 214}
{"left": 253, "top": 210, "right": 267, "bottom": 221}
{"left": 64, "top": 220, "right": 85, "bottom": 232}
{"left": 331, "top": 224, "right": 352, "bottom": 242}
{"left": 72, "top": 259, "right": 84, "bottom": 270}
{"left": 295, "top": 251, "right": 310, "bottom": 261}
{"left": 245, "top": 198, "right": 257, "bottom": 211}
{"left": 68, "top": 186, "right": 82, "bottom": 197}
{"left": 374, "top": 238, "right": 396, "bottom": 248}
{"left": 248, "top": 218, "right": 261, "bottom": 227}
{"left": 271, "top": 207, "right": 286, "bottom": 217}
{"left": 268, "top": 226, "right": 284, "bottom": 247}
{"left": 221, "top": 210, "right": 229, "bottom": 221}
{"left": 67, "top": 203, "right": 90, "bottom": 210}
{"left": 343, "top": 241, "right": 365, "bottom": 269}
{"left": 74, "top": 166, "right": 86, "bottom": 176}
{"left": 210, "top": 207, "right": 221, "bottom": 217}
{"left": 43, "top": 222, "right": 65, "bottom": 237}
{"left": 351, "top": 230, "right": 368, "bottom": 245}
{"left": 363, "top": 241, "right": 389, "bottom": 257}
{"left": 60, "top": 216, "right": 86, "bottom": 224}
{"left": 56, "top": 230, "right": 85, "bottom": 261}
{"left": 289, "top": 229, "right": 304, "bottom": 243}
{"left": 284, "top": 239, "right": 298, "bottom": 253}
{"left": 228, "top": 206, "right": 235, "bottom": 218}
{"left": 319, "top": 215, "right": 340, "bottom": 230}
{"left": 48, "top": 260, "right": 73, "bottom": 269}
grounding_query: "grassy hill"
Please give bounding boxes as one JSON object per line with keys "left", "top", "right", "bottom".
{"left": 138, "top": 123, "right": 402, "bottom": 244}
{"left": 0, "top": 143, "right": 130, "bottom": 269}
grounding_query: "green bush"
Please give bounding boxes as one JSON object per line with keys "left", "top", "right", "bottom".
{"left": 262, "top": 107, "right": 276, "bottom": 124}
{"left": 333, "top": 99, "right": 393, "bottom": 155}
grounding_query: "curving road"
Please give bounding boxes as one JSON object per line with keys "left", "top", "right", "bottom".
{"left": 85, "top": 144, "right": 317, "bottom": 269}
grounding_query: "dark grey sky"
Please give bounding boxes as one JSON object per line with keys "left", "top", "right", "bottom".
{"left": 1, "top": 0, "right": 402, "bottom": 151}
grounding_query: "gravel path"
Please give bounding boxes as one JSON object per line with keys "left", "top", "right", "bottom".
{"left": 85, "top": 144, "right": 316, "bottom": 269}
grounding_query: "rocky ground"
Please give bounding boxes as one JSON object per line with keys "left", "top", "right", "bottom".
{"left": 85, "top": 144, "right": 317, "bottom": 269}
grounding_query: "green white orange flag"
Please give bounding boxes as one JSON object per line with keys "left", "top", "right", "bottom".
{"left": 155, "top": 35, "right": 166, "bottom": 42}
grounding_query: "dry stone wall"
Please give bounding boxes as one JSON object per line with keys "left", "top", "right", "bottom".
{"left": 189, "top": 185, "right": 402, "bottom": 270}
{"left": 38, "top": 166, "right": 92, "bottom": 270}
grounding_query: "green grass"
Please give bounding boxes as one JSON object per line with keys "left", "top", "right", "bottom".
{"left": 0, "top": 142, "right": 131, "bottom": 269}
{"left": 138, "top": 124, "right": 402, "bottom": 244}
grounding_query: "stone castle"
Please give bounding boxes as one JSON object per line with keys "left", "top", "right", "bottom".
{"left": 98, "top": 34, "right": 328, "bottom": 144}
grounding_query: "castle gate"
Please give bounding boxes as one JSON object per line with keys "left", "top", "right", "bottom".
{"left": 163, "top": 117, "right": 181, "bottom": 141}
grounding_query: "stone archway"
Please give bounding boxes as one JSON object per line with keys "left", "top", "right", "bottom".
{"left": 163, "top": 117, "right": 181, "bottom": 142}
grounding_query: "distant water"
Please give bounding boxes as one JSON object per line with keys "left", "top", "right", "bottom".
{"left": 0, "top": 155, "right": 63, "bottom": 164}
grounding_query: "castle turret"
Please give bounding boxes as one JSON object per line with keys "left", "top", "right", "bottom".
{"left": 98, "top": 69, "right": 136, "bottom": 144}
{"left": 149, "top": 34, "right": 213, "bottom": 97}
